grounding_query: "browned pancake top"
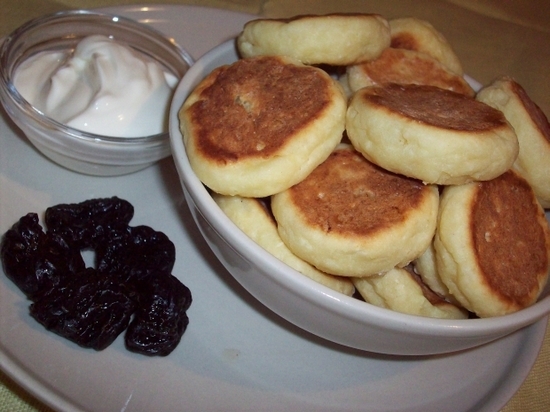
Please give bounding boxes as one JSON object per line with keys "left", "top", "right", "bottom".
{"left": 471, "top": 170, "right": 549, "bottom": 306}
{"left": 509, "top": 79, "right": 550, "bottom": 143}
{"left": 186, "top": 56, "right": 332, "bottom": 163}
{"left": 355, "top": 48, "right": 474, "bottom": 96}
{"left": 360, "top": 83, "right": 508, "bottom": 132}
{"left": 288, "top": 147, "right": 430, "bottom": 236}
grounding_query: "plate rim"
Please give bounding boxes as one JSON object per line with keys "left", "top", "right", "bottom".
{"left": 0, "top": 4, "right": 547, "bottom": 412}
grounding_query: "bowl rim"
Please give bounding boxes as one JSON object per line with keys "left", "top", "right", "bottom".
{"left": 0, "top": 9, "right": 194, "bottom": 144}
{"left": 169, "top": 38, "right": 550, "bottom": 340}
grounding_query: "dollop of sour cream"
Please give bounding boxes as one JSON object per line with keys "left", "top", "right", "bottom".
{"left": 14, "top": 35, "right": 178, "bottom": 137}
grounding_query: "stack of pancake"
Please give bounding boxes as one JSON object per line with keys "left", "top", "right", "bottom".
{"left": 179, "top": 13, "right": 550, "bottom": 319}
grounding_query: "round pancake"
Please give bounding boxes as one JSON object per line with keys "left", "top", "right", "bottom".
{"left": 346, "top": 83, "right": 519, "bottom": 185}
{"left": 212, "top": 193, "right": 355, "bottom": 296}
{"left": 237, "top": 14, "right": 391, "bottom": 65}
{"left": 271, "top": 144, "right": 439, "bottom": 277}
{"left": 353, "top": 267, "right": 468, "bottom": 319}
{"left": 389, "top": 17, "right": 463, "bottom": 75}
{"left": 434, "top": 170, "right": 550, "bottom": 317}
{"left": 346, "top": 47, "right": 475, "bottom": 96}
{"left": 179, "top": 55, "right": 346, "bottom": 197}
{"left": 476, "top": 76, "right": 550, "bottom": 208}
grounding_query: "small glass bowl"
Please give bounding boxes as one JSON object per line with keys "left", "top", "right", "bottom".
{"left": 0, "top": 10, "right": 194, "bottom": 176}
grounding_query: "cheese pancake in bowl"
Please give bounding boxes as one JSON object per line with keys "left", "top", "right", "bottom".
{"left": 271, "top": 145, "right": 439, "bottom": 278}
{"left": 238, "top": 14, "right": 390, "bottom": 65}
{"left": 346, "top": 47, "right": 474, "bottom": 96}
{"left": 477, "top": 76, "right": 550, "bottom": 208}
{"left": 353, "top": 267, "right": 468, "bottom": 319}
{"left": 389, "top": 17, "right": 463, "bottom": 76}
{"left": 213, "top": 194, "right": 355, "bottom": 296}
{"left": 346, "top": 83, "right": 518, "bottom": 185}
{"left": 179, "top": 55, "right": 346, "bottom": 197}
{"left": 169, "top": 25, "right": 550, "bottom": 356}
{"left": 435, "top": 170, "right": 550, "bottom": 318}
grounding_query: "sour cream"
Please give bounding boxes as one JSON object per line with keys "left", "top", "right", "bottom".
{"left": 14, "top": 35, "right": 178, "bottom": 137}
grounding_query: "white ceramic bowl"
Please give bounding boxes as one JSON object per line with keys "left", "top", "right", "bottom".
{"left": 169, "top": 39, "right": 550, "bottom": 355}
{"left": 0, "top": 10, "right": 193, "bottom": 176}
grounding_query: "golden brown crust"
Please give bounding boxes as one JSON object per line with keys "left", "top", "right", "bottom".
{"left": 288, "top": 147, "right": 428, "bottom": 237}
{"left": 180, "top": 55, "right": 346, "bottom": 197}
{"left": 435, "top": 170, "right": 550, "bottom": 317}
{"left": 271, "top": 145, "right": 439, "bottom": 277}
{"left": 346, "top": 84, "right": 519, "bottom": 185}
{"left": 186, "top": 57, "right": 332, "bottom": 163}
{"left": 346, "top": 48, "right": 474, "bottom": 96}
{"left": 360, "top": 84, "right": 505, "bottom": 132}
{"left": 470, "top": 171, "right": 550, "bottom": 308}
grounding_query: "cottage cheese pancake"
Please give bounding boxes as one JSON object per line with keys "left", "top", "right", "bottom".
{"left": 477, "top": 76, "right": 550, "bottom": 208}
{"left": 389, "top": 17, "right": 463, "bottom": 75}
{"left": 271, "top": 145, "right": 439, "bottom": 277}
{"left": 179, "top": 55, "right": 346, "bottom": 197}
{"left": 435, "top": 170, "right": 550, "bottom": 317}
{"left": 346, "top": 83, "right": 519, "bottom": 185}
{"left": 346, "top": 47, "right": 474, "bottom": 96}
{"left": 238, "top": 14, "right": 390, "bottom": 65}
{"left": 353, "top": 267, "right": 468, "bottom": 319}
{"left": 213, "top": 194, "right": 355, "bottom": 296}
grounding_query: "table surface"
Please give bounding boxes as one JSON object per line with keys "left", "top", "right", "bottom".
{"left": 1, "top": 1, "right": 549, "bottom": 411}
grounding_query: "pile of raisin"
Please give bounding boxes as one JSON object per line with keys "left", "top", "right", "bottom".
{"left": 0, "top": 197, "right": 192, "bottom": 356}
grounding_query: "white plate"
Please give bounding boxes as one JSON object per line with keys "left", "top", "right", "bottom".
{"left": 0, "top": 5, "right": 547, "bottom": 412}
